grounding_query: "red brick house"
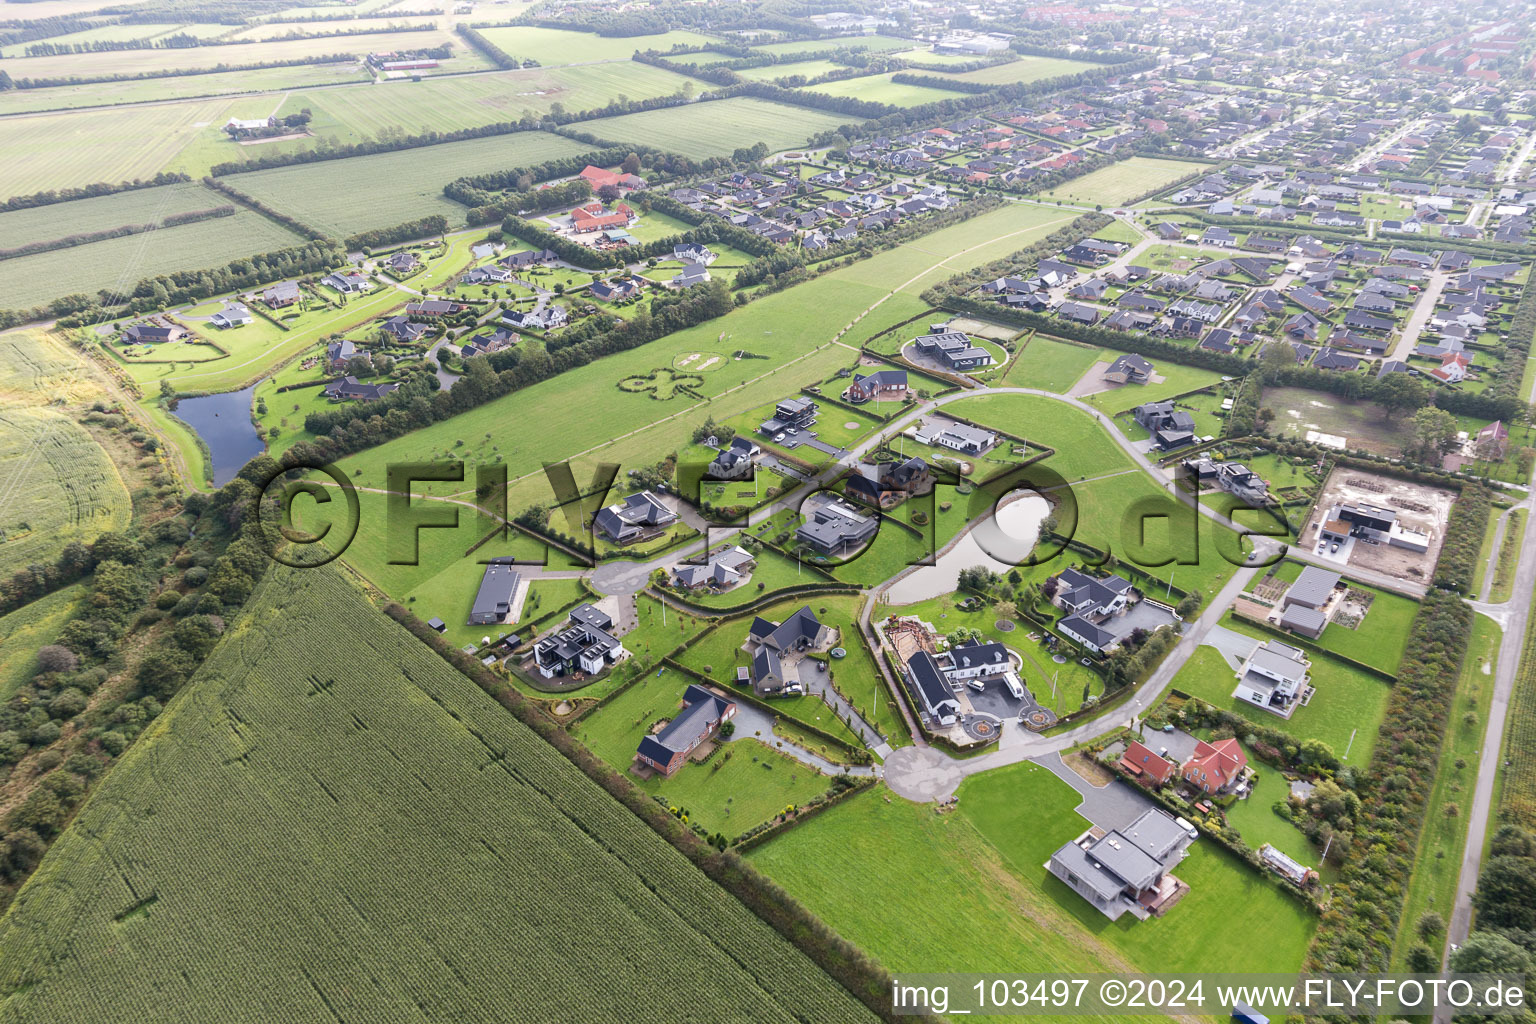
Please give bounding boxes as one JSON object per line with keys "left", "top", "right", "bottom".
{"left": 1118, "top": 740, "right": 1176, "bottom": 787}
{"left": 571, "top": 202, "right": 635, "bottom": 232}
{"left": 1180, "top": 738, "right": 1247, "bottom": 795}
{"left": 635, "top": 685, "right": 736, "bottom": 777}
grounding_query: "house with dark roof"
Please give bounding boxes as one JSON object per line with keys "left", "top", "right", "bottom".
{"left": 707, "top": 436, "right": 759, "bottom": 480}
{"left": 468, "top": 560, "right": 522, "bottom": 625}
{"left": 913, "top": 328, "right": 993, "bottom": 370}
{"left": 379, "top": 316, "right": 427, "bottom": 342}
{"left": 842, "top": 368, "right": 908, "bottom": 405}
{"left": 745, "top": 607, "right": 829, "bottom": 696}
{"left": 322, "top": 375, "right": 398, "bottom": 401}
{"left": 905, "top": 650, "right": 961, "bottom": 726}
{"left": 844, "top": 457, "right": 929, "bottom": 508}
{"left": 671, "top": 546, "right": 755, "bottom": 592}
{"left": 634, "top": 684, "right": 735, "bottom": 777}
{"left": 760, "top": 397, "right": 817, "bottom": 436}
{"left": 533, "top": 604, "right": 625, "bottom": 679}
{"left": 1053, "top": 567, "right": 1134, "bottom": 622}
{"left": 594, "top": 491, "right": 677, "bottom": 545}
{"left": 263, "top": 281, "right": 300, "bottom": 308}
{"left": 1104, "top": 353, "right": 1154, "bottom": 385}
{"left": 123, "top": 322, "right": 187, "bottom": 344}
{"left": 590, "top": 277, "right": 642, "bottom": 303}
{"left": 796, "top": 498, "right": 878, "bottom": 555}
{"left": 1133, "top": 401, "right": 1196, "bottom": 450}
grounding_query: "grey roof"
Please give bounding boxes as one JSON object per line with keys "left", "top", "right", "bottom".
{"left": 636, "top": 684, "right": 732, "bottom": 765}
{"left": 1059, "top": 614, "right": 1116, "bottom": 649}
{"left": 1248, "top": 642, "right": 1308, "bottom": 684}
{"left": 1280, "top": 604, "right": 1327, "bottom": 634}
{"left": 906, "top": 650, "right": 957, "bottom": 715}
{"left": 951, "top": 640, "right": 1009, "bottom": 670}
{"left": 1287, "top": 566, "right": 1341, "bottom": 607}
{"left": 468, "top": 561, "right": 519, "bottom": 625}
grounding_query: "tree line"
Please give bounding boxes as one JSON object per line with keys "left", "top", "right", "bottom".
{"left": 0, "top": 171, "right": 192, "bottom": 212}
{"left": 0, "top": 205, "right": 235, "bottom": 263}
{"left": 343, "top": 214, "right": 448, "bottom": 253}
{"left": 201, "top": 176, "right": 327, "bottom": 239}
{"left": 0, "top": 51, "right": 356, "bottom": 90}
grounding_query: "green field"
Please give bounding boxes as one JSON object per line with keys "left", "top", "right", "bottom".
{"left": 0, "top": 583, "right": 86, "bottom": 699}
{"left": 0, "top": 62, "right": 372, "bottom": 116}
{"left": 0, "top": 563, "right": 879, "bottom": 1022}
{"left": 958, "top": 762, "right": 1316, "bottom": 973}
{"left": 0, "top": 407, "right": 131, "bottom": 578}
{"left": 1175, "top": 638, "right": 1389, "bottom": 766}
{"left": 201, "top": 62, "right": 710, "bottom": 165}
{"left": 752, "top": 34, "right": 914, "bottom": 56}
{"left": 221, "top": 130, "right": 593, "bottom": 237}
{"left": 0, "top": 181, "right": 231, "bottom": 251}
{"left": 2, "top": 28, "right": 482, "bottom": 82}
{"left": 797, "top": 71, "right": 967, "bottom": 107}
{"left": 0, "top": 96, "right": 246, "bottom": 201}
{"left": 1003, "top": 335, "right": 1106, "bottom": 391}
{"left": 578, "top": 97, "right": 856, "bottom": 158}
{"left": 1039, "top": 157, "right": 1212, "bottom": 207}
{"left": 1, "top": 208, "right": 303, "bottom": 310}
{"left": 1313, "top": 580, "right": 1417, "bottom": 674}
{"left": 934, "top": 56, "right": 1106, "bottom": 86}
{"left": 1389, "top": 612, "right": 1500, "bottom": 970}
{"left": 945, "top": 391, "right": 1140, "bottom": 479}
{"left": 476, "top": 26, "right": 719, "bottom": 65}
{"left": 734, "top": 59, "right": 843, "bottom": 82}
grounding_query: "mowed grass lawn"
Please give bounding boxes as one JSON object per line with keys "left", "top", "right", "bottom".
{"left": 747, "top": 787, "right": 1157, "bottom": 1023}
{"left": 573, "top": 671, "right": 833, "bottom": 835}
{"left": 222, "top": 130, "right": 593, "bottom": 237}
{"left": 797, "top": 71, "right": 968, "bottom": 106}
{"left": 945, "top": 392, "right": 1139, "bottom": 479}
{"left": 1039, "top": 157, "right": 1212, "bottom": 207}
{"left": 958, "top": 762, "right": 1316, "bottom": 973}
{"left": 1316, "top": 581, "right": 1417, "bottom": 674}
{"left": 578, "top": 97, "right": 856, "bottom": 159}
{"left": 247, "top": 63, "right": 707, "bottom": 159}
{"left": 1177, "top": 639, "right": 1388, "bottom": 766}
{"left": 477, "top": 26, "right": 718, "bottom": 65}
{"left": 1003, "top": 335, "right": 1106, "bottom": 391}
{"left": 0, "top": 96, "right": 240, "bottom": 200}
{"left": 0, "top": 210, "right": 303, "bottom": 309}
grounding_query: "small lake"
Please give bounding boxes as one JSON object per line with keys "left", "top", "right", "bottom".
{"left": 883, "top": 494, "right": 1049, "bottom": 605}
{"left": 172, "top": 385, "right": 265, "bottom": 488}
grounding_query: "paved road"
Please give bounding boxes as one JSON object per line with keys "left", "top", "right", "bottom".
{"left": 1441, "top": 489, "right": 1536, "bottom": 991}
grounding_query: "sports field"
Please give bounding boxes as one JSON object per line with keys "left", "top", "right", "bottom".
{"left": 0, "top": 564, "right": 879, "bottom": 1023}
{"left": 579, "top": 97, "right": 856, "bottom": 158}
{"left": 221, "top": 130, "right": 593, "bottom": 237}
{"left": 0, "top": 208, "right": 302, "bottom": 310}
{"left": 797, "top": 71, "right": 968, "bottom": 107}
{"left": 476, "top": 26, "right": 719, "bottom": 65}
{"left": 1039, "top": 157, "right": 1212, "bottom": 206}
{"left": 0, "top": 97, "right": 241, "bottom": 201}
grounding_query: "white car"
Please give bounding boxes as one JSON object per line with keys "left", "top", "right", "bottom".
{"left": 1174, "top": 816, "right": 1199, "bottom": 839}
{"left": 774, "top": 432, "right": 786, "bottom": 442}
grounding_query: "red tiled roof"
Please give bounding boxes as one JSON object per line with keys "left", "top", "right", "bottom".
{"left": 1119, "top": 740, "right": 1176, "bottom": 784}
{"left": 1182, "top": 737, "right": 1246, "bottom": 792}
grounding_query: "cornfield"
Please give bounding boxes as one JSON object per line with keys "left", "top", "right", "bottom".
{"left": 1499, "top": 612, "right": 1536, "bottom": 829}
{"left": 0, "top": 564, "right": 877, "bottom": 1023}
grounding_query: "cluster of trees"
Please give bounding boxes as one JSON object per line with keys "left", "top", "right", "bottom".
{"left": 343, "top": 214, "right": 448, "bottom": 253}
{"left": 1433, "top": 483, "right": 1492, "bottom": 593}
{"left": 0, "top": 13, "right": 99, "bottom": 48}
{"left": 455, "top": 24, "right": 536, "bottom": 70}
{"left": 1304, "top": 589, "right": 1474, "bottom": 974}
{"left": 0, "top": 237, "right": 346, "bottom": 331}
{"left": 0, "top": 204, "right": 233, "bottom": 263}
{"left": 0, "top": 459, "right": 274, "bottom": 898}
{"left": 889, "top": 71, "right": 994, "bottom": 96}
{"left": 0, "top": 171, "right": 192, "bottom": 212}
{"left": 1453, "top": 825, "right": 1536, "bottom": 988}
{"left": 298, "top": 279, "right": 735, "bottom": 454}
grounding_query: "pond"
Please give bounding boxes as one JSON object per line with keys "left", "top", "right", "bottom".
{"left": 883, "top": 493, "right": 1049, "bottom": 605}
{"left": 172, "top": 385, "right": 265, "bottom": 488}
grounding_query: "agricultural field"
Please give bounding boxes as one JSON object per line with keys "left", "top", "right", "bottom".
{"left": 0, "top": 62, "right": 372, "bottom": 115}
{"left": 0, "top": 181, "right": 231, "bottom": 252}
{"left": 476, "top": 26, "right": 719, "bottom": 64}
{"left": 933, "top": 56, "right": 1107, "bottom": 86}
{"left": 210, "top": 62, "right": 711, "bottom": 163}
{"left": 0, "top": 583, "right": 86, "bottom": 699}
{"left": 0, "top": 97, "right": 245, "bottom": 201}
{"left": 220, "top": 130, "right": 593, "bottom": 237}
{"left": 578, "top": 97, "right": 856, "bottom": 159}
{"left": 1, "top": 29, "right": 482, "bottom": 82}
{"left": 752, "top": 34, "right": 914, "bottom": 56}
{"left": 0, "top": 208, "right": 303, "bottom": 310}
{"left": 0, "top": 564, "right": 879, "bottom": 1022}
{"left": 0, "top": 407, "right": 132, "bottom": 579}
{"left": 1038, "top": 157, "right": 1212, "bottom": 206}
{"left": 796, "top": 71, "right": 968, "bottom": 107}
{"left": 733, "top": 59, "right": 844, "bottom": 82}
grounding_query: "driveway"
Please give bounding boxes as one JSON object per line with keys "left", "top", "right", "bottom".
{"left": 726, "top": 702, "right": 877, "bottom": 778}
{"left": 1202, "top": 624, "right": 1260, "bottom": 669}
{"left": 1031, "top": 752, "right": 1154, "bottom": 832}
